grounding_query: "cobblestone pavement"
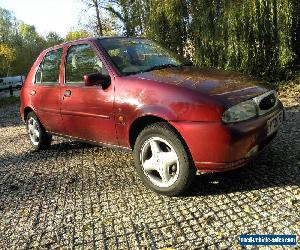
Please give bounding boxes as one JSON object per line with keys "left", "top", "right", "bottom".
{"left": 0, "top": 103, "right": 299, "bottom": 249}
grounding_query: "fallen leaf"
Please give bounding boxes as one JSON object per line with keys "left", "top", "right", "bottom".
{"left": 242, "top": 205, "right": 251, "bottom": 213}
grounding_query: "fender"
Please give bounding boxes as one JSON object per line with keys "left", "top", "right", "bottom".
{"left": 114, "top": 104, "right": 178, "bottom": 148}
{"left": 134, "top": 104, "right": 178, "bottom": 122}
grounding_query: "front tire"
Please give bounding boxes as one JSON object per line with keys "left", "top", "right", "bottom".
{"left": 26, "top": 112, "right": 52, "bottom": 150}
{"left": 133, "top": 122, "right": 196, "bottom": 196}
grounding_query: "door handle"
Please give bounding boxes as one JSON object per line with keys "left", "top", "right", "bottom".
{"left": 64, "top": 90, "right": 72, "bottom": 97}
{"left": 30, "top": 90, "right": 36, "bottom": 96}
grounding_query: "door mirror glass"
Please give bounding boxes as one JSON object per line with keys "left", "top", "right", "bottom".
{"left": 84, "top": 73, "right": 111, "bottom": 88}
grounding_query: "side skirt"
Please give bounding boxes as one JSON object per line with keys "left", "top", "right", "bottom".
{"left": 48, "top": 131, "right": 132, "bottom": 153}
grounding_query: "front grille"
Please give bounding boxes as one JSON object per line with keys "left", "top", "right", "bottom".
{"left": 259, "top": 93, "right": 277, "bottom": 110}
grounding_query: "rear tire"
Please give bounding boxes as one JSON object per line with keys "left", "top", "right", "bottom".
{"left": 133, "top": 122, "right": 196, "bottom": 196}
{"left": 26, "top": 112, "right": 52, "bottom": 150}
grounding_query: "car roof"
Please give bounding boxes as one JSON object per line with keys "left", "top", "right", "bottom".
{"left": 51, "top": 36, "right": 145, "bottom": 48}
{"left": 43, "top": 36, "right": 148, "bottom": 55}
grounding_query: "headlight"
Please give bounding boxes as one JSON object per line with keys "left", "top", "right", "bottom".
{"left": 222, "top": 100, "right": 258, "bottom": 123}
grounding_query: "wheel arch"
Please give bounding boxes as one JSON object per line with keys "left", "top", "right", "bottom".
{"left": 128, "top": 115, "right": 188, "bottom": 151}
{"left": 24, "top": 107, "right": 34, "bottom": 121}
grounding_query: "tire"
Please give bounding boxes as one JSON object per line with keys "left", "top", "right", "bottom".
{"left": 133, "top": 122, "right": 196, "bottom": 196}
{"left": 26, "top": 112, "right": 52, "bottom": 150}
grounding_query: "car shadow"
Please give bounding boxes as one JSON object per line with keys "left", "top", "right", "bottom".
{"left": 186, "top": 155, "right": 299, "bottom": 197}
{"left": 0, "top": 139, "right": 97, "bottom": 164}
{"left": 0, "top": 139, "right": 134, "bottom": 209}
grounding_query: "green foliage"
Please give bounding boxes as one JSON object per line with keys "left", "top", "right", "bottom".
{"left": 190, "top": 0, "right": 295, "bottom": 80}
{"left": 14, "top": 23, "right": 48, "bottom": 76}
{"left": 110, "top": 0, "right": 300, "bottom": 81}
{"left": 0, "top": 7, "right": 50, "bottom": 77}
{"left": 1, "top": 1, "right": 300, "bottom": 81}
{"left": 80, "top": 0, "right": 120, "bottom": 37}
{"left": 0, "top": 5, "right": 98, "bottom": 77}
{"left": 46, "top": 32, "right": 64, "bottom": 47}
{"left": 146, "top": 0, "right": 188, "bottom": 56}
{"left": 65, "top": 30, "right": 91, "bottom": 42}
{"left": 0, "top": 43, "right": 16, "bottom": 76}
{"left": 0, "top": 7, "right": 66, "bottom": 77}
{"left": 0, "top": 7, "right": 16, "bottom": 44}
{"left": 105, "top": 0, "right": 149, "bottom": 36}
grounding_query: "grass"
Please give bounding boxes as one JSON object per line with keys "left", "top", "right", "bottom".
{"left": 0, "top": 96, "right": 20, "bottom": 107}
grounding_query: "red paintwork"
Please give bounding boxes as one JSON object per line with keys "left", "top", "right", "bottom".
{"left": 20, "top": 37, "right": 284, "bottom": 172}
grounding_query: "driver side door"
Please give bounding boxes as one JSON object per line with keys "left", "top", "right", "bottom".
{"left": 60, "top": 43, "right": 117, "bottom": 145}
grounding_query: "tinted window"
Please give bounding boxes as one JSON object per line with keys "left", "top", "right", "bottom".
{"left": 35, "top": 49, "right": 62, "bottom": 85}
{"left": 65, "top": 44, "right": 108, "bottom": 85}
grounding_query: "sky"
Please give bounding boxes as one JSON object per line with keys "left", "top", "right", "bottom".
{"left": 0, "top": 0, "right": 87, "bottom": 37}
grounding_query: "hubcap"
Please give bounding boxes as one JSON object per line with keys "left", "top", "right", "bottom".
{"left": 27, "top": 117, "right": 40, "bottom": 146}
{"left": 140, "top": 137, "right": 180, "bottom": 188}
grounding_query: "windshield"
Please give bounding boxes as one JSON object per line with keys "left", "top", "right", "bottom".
{"left": 98, "top": 38, "right": 187, "bottom": 75}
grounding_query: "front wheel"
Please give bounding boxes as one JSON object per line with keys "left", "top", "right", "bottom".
{"left": 26, "top": 112, "right": 52, "bottom": 150}
{"left": 133, "top": 122, "right": 196, "bottom": 196}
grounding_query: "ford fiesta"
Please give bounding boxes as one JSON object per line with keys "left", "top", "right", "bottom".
{"left": 20, "top": 37, "right": 284, "bottom": 196}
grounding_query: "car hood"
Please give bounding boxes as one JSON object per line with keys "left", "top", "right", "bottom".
{"left": 128, "top": 66, "right": 270, "bottom": 106}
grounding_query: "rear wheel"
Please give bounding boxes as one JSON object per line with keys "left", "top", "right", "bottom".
{"left": 26, "top": 112, "right": 52, "bottom": 150}
{"left": 133, "top": 122, "right": 196, "bottom": 196}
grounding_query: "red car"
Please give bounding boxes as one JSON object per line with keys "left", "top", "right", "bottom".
{"left": 20, "top": 37, "right": 284, "bottom": 196}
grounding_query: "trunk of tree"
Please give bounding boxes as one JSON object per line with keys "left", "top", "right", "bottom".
{"left": 92, "top": 0, "right": 103, "bottom": 36}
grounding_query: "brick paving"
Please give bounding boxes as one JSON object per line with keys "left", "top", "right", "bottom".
{"left": 0, "top": 103, "right": 299, "bottom": 249}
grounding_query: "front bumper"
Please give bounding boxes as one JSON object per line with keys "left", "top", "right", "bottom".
{"left": 170, "top": 103, "right": 284, "bottom": 172}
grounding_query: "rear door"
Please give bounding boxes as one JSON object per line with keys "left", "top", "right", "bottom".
{"left": 31, "top": 48, "right": 64, "bottom": 134}
{"left": 60, "top": 43, "right": 117, "bottom": 145}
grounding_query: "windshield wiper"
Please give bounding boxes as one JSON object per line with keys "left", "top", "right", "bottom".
{"left": 143, "top": 64, "right": 179, "bottom": 73}
{"left": 122, "top": 63, "right": 185, "bottom": 76}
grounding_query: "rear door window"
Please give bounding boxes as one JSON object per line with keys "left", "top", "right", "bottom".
{"left": 35, "top": 48, "right": 63, "bottom": 85}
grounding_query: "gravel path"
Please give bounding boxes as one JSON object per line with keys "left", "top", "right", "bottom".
{"left": 0, "top": 103, "right": 299, "bottom": 249}
{"left": 0, "top": 89, "right": 20, "bottom": 98}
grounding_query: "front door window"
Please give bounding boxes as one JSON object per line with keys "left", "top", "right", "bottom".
{"left": 65, "top": 44, "right": 108, "bottom": 85}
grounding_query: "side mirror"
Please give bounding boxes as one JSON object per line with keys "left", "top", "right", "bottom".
{"left": 83, "top": 73, "right": 111, "bottom": 88}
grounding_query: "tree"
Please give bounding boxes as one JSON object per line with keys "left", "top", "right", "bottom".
{"left": 189, "top": 0, "right": 295, "bottom": 80}
{"left": 15, "top": 23, "right": 47, "bottom": 75}
{"left": 0, "top": 8, "right": 49, "bottom": 76}
{"left": 65, "top": 29, "right": 91, "bottom": 41}
{"left": 292, "top": 0, "right": 300, "bottom": 66}
{"left": 91, "top": 0, "right": 103, "bottom": 36}
{"left": 0, "top": 43, "right": 16, "bottom": 76}
{"left": 81, "top": 0, "right": 120, "bottom": 36}
{"left": 105, "top": 0, "right": 149, "bottom": 36}
{"left": 0, "top": 7, "right": 17, "bottom": 44}
{"left": 46, "top": 32, "right": 64, "bottom": 46}
{"left": 146, "top": 0, "right": 188, "bottom": 55}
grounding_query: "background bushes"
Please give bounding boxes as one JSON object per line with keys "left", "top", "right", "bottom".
{"left": 139, "top": 0, "right": 299, "bottom": 81}
{"left": 1, "top": 0, "right": 300, "bottom": 81}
